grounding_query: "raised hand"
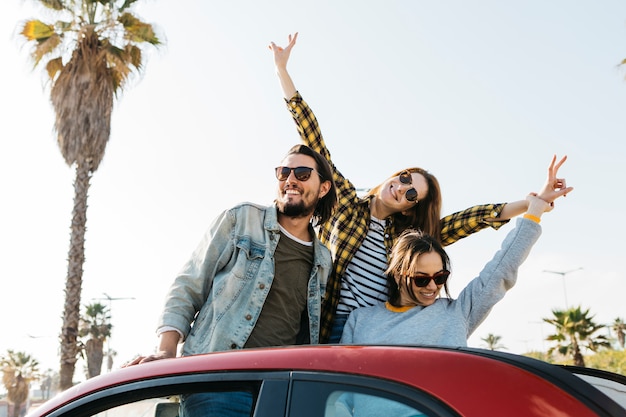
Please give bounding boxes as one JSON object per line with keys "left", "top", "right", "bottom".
{"left": 537, "top": 155, "right": 573, "bottom": 205}
{"left": 269, "top": 32, "right": 298, "bottom": 71}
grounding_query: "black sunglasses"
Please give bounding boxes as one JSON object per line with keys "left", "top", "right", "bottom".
{"left": 275, "top": 166, "right": 321, "bottom": 182}
{"left": 399, "top": 171, "right": 419, "bottom": 202}
{"left": 407, "top": 270, "right": 450, "bottom": 287}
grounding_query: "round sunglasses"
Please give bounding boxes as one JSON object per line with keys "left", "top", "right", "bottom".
{"left": 399, "top": 171, "right": 419, "bottom": 202}
{"left": 406, "top": 270, "right": 450, "bottom": 287}
{"left": 275, "top": 166, "right": 322, "bottom": 182}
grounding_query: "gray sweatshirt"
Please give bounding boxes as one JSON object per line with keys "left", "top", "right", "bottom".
{"left": 340, "top": 217, "right": 541, "bottom": 346}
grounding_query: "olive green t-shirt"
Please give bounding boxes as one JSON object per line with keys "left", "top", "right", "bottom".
{"left": 244, "top": 230, "right": 313, "bottom": 348}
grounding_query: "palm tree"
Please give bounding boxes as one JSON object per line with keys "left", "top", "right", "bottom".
{"left": 543, "top": 306, "right": 611, "bottom": 367}
{"left": 79, "top": 302, "right": 112, "bottom": 378}
{"left": 1, "top": 350, "right": 40, "bottom": 417}
{"left": 481, "top": 333, "right": 507, "bottom": 351}
{"left": 38, "top": 369, "right": 55, "bottom": 400}
{"left": 105, "top": 348, "right": 117, "bottom": 373}
{"left": 19, "top": 0, "right": 160, "bottom": 390}
{"left": 611, "top": 317, "right": 625, "bottom": 349}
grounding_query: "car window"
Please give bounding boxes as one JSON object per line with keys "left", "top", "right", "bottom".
{"left": 51, "top": 375, "right": 277, "bottom": 417}
{"left": 326, "top": 391, "right": 426, "bottom": 417}
{"left": 88, "top": 390, "right": 256, "bottom": 417}
{"left": 91, "top": 397, "right": 180, "bottom": 417}
{"left": 571, "top": 371, "right": 626, "bottom": 410}
{"left": 289, "top": 374, "right": 460, "bottom": 417}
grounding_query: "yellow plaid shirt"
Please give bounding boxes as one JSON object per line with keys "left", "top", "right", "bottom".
{"left": 285, "top": 92, "right": 509, "bottom": 343}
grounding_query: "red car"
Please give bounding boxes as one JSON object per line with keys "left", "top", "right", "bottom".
{"left": 27, "top": 345, "right": 626, "bottom": 417}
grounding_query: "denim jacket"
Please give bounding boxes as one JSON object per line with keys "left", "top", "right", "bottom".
{"left": 157, "top": 202, "right": 332, "bottom": 355}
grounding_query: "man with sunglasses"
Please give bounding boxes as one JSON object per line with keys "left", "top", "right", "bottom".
{"left": 127, "top": 144, "right": 337, "bottom": 416}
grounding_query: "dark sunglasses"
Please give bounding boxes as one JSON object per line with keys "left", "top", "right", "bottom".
{"left": 407, "top": 270, "right": 450, "bottom": 287}
{"left": 275, "top": 166, "right": 321, "bottom": 182}
{"left": 399, "top": 171, "right": 419, "bottom": 202}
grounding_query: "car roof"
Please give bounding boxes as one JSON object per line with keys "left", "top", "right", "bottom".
{"left": 31, "top": 345, "right": 626, "bottom": 417}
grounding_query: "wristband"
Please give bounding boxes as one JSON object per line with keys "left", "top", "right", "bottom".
{"left": 523, "top": 213, "right": 541, "bottom": 224}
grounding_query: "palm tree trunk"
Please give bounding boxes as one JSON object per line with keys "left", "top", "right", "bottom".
{"left": 85, "top": 338, "right": 104, "bottom": 378}
{"left": 8, "top": 374, "right": 28, "bottom": 417}
{"left": 10, "top": 403, "right": 23, "bottom": 417}
{"left": 573, "top": 350, "right": 585, "bottom": 367}
{"left": 59, "top": 160, "right": 92, "bottom": 390}
{"left": 572, "top": 339, "right": 586, "bottom": 367}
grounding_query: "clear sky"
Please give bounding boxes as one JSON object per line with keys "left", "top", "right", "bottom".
{"left": 1, "top": 1, "right": 625, "bottom": 379}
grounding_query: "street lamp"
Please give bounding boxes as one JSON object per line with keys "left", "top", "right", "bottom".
{"left": 542, "top": 267, "right": 583, "bottom": 308}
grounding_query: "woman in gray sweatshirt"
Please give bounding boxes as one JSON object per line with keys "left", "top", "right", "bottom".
{"left": 341, "top": 195, "right": 547, "bottom": 347}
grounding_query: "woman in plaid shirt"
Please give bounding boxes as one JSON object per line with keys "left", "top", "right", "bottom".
{"left": 269, "top": 33, "right": 565, "bottom": 343}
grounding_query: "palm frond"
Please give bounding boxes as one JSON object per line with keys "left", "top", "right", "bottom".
{"left": 45, "top": 56, "right": 64, "bottom": 79}
{"left": 39, "top": 0, "right": 67, "bottom": 11}
{"left": 118, "top": 12, "right": 160, "bottom": 45}
{"left": 120, "top": 0, "right": 139, "bottom": 11}
{"left": 104, "top": 42, "right": 133, "bottom": 85}
{"left": 32, "top": 33, "right": 62, "bottom": 66}
{"left": 56, "top": 20, "right": 75, "bottom": 31}
{"left": 126, "top": 44, "right": 142, "bottom": 69}
{"left": 21, "top": 20, "right": 55, "bottom": 42}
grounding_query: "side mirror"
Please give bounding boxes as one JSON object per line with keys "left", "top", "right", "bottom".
{"left": 155, "top": 401, "right": 180, "bottom": 417}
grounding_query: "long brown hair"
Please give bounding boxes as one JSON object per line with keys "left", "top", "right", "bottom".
{"left": 385, "top": 229, "right": 451, "bottom": 307}
{"left": 367, "top": 167, "right": 442, "bottom": 241}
